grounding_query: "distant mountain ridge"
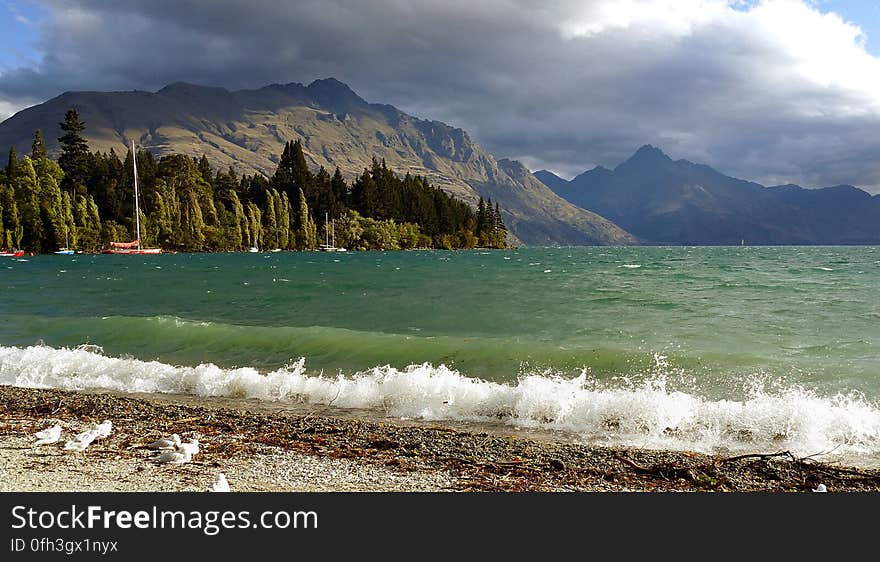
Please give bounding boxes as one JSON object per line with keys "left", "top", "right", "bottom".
{"left": 537, "top": 145, "right": 880, "bottom": 245}
{"left": 533, "top": 170, "right": 572, "bottom": 193}
{"left": 0, "top": 78, "right": 636, "bottom": 247}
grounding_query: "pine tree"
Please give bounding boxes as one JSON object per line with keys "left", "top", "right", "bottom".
{"left": 351, "top": 169, "right": 379, "bottom": 217}
{"left": 57, "top": 109, "right": 90, "bottom": 195}
{"left": 476, "top": 197, "right": 486, "bottom": 238}
{"left": 331, "top": 167, "right": 348, "bottom": 210}
{"left": 198, "top": 155, "right": 214, "bottom": 187}
{"left": 313, "top": 166, "right": 333, "bottom": 220}
{"left": 5, "top": 146, "right": 18, "bottom": 178}
{"left": 495, "top": 202, "right": 507, "bottom": 248}
{"left": 290, "top": 140, "right": 313, "bottom": 196}
{"left": 271, "top": 141, "right": 294, "bottom": 195}
{"left": 271, "top": 139, "right": 313, "bottom": 199}
{"left": 31, "top": 130, "right": 47, "bottom": 160}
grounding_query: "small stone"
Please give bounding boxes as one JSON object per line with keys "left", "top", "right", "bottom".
{"left": 549, "top": 459, "right": 566, "bottom": 471}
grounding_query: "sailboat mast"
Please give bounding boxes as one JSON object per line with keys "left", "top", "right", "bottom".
{"left": 325, "top": 212, "right": 329, "bottom": 246}
{"left": 132, "top": 140, "right": 141, "bottom": 251}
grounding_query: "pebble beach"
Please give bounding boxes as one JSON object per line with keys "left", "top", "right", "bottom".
{"left": 2, "top": 385, "right": 879, "bottom": 492}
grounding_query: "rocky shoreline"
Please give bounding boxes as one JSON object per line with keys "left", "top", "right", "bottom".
{"left": 2, "top": 385, "right": 879, "bottom": 492}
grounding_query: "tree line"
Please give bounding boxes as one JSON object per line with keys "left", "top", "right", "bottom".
{"left": 0, "top": 109, "right": 508, "bottom": 253}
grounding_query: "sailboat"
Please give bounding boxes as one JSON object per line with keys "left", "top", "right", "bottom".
{"left": 54, "top": 230, "right": 74, "bottom": 255}
{"left": 318, "top": 212, "right": 344, "bottom": 252}
{"left": 103, "top": 141, "right": 162, "bottom": 255}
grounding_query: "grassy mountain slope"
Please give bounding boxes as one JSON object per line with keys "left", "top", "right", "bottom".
{"left": 0, "top": 79, "right": 637, "bottom": 246}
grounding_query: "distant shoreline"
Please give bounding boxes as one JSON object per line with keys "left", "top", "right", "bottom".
{"left": 10, "top": 244, "right": 880, "bottom": 256}
{"left": 2, "top": 386, "right": 878, "bottom": 492}
{"left": 7, "top": 246, "right": 519, "bottom": 256}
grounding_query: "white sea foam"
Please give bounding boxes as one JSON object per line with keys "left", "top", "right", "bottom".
{"left": 2, "top": 344, "right": 879, "bottom": 465}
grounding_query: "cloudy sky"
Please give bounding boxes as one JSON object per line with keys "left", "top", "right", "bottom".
{"left": 2, "top": 0, "right": 880, "bottom": 191}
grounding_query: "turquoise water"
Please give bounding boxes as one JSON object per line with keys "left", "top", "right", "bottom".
{"left": 2, "top": 247, "right": 879, "bottom": 463}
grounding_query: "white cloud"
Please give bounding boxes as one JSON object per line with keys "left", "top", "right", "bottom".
{"left": 559, "top": 0, "right": 732, "bottom": 40}
{"left": 0, "top": 99, "right": 28, "bottom": 121}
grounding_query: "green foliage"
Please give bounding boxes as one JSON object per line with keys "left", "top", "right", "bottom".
{"left": 58, "top": 109, "right": 91, "bottom": 195}
{"left": 0, "top": 181, "right": 23, "bottom": 250}
{"left": 11, "top": 112, "right": 509, "bottom": 253}
{"left": 61, "top": 192, "right": 77, "bottom": 248}
{"left": 12, "top": 157, "right": 45, "bottom": 252}
{"left": 31, "top": 130, "right": 48, "bottom": 160}
{"left": 277, "top": 191, "right": 291, "bottom": 250}
{"left": 297, "top": 188, "right": 318, "bottom": 250}
{"left": 247, "top": 202, "right": 262, "bottom": 250}
{"left": 6, "top": 145, "right": 18, "bottom": 178}
{"left": 74, "top": 194, "right": 102, "bottom": 252}
{"left": 333, "top": 210, "right": 364, "bottom": 249}
{"left": 38, "top": 163, "right": 66, "bottom": 250}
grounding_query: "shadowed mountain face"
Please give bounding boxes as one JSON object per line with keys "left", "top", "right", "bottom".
{"left": 540, "top": 145, "right": 880, "bottom": 245}
{"left": 0, "top": 79, "right": 636, "bottom": 247}
{"left": 533, "top": 170, "right": 571, "bottom": 193}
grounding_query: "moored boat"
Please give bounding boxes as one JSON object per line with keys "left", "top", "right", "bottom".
{"left": 319, "top": 212, "right": 345, "bottom": 252}
{"left": 104, "top": 141, "right": 162, "bottom": 255}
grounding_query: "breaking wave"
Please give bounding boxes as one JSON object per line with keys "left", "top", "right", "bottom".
{"left": 2, "top": 344, "right": 879, "bottom": 466}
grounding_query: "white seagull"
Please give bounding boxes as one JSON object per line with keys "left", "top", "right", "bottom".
{"left": 210, "top": 473, "right": 230, "bottom": 492}
{"left": 146, "top": 434, "right": 182, "bottom": 450}
{"left": 177, "top": 439, "right": 199, "bottom": 458}
{"left": 151, "top": 448, "right": 193, "bottom": 464}
{"left": 33, "top": 423, "right": 62, "bottom": 446}
{"left": 91, "top": 420, "right": 112, "bottom": 439}
{"left": 812, "top": 484, "right": 827, "bottom": 493}
{"left": 63, "top": 428, "right": 100, "bottom": 452}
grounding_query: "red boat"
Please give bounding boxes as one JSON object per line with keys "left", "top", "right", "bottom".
{"left": 101, "top": 240, "right": 162, "bottom": 255}
{"left": 103, "top": 141, "right": 162, "bottom": 255}
{"left": 0, "top": 250, "right": 24, "bottom": 257}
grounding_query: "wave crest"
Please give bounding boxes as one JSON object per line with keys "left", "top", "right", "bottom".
{"left": 1, "top": 344, "right": 879, "bottom": 465}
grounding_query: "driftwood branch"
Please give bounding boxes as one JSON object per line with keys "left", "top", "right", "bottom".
{"left": 298, "top": 382, "right": 343, "bottom": 431}
{"left": 716, "top": 450, "right": 796, "bottom": 464}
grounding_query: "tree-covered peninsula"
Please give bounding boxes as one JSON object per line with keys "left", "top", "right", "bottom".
{"left": 0, "top": 109, "right": 508, "bottom": 253}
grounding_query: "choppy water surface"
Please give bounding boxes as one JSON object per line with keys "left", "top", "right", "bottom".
{"left": 2, "top": 247, "right": 878, "bottom": 466}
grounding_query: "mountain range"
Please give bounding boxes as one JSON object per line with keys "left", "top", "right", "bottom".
{"left": 0, "top": 79, "right": 635, "bottom": 247}
{"left": 536, "top": 145, "right": 880, "bottom": 245}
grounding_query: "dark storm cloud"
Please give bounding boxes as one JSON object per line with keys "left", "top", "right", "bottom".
{"left": 2, "top": 0, "right": 880, "bottom": 191}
